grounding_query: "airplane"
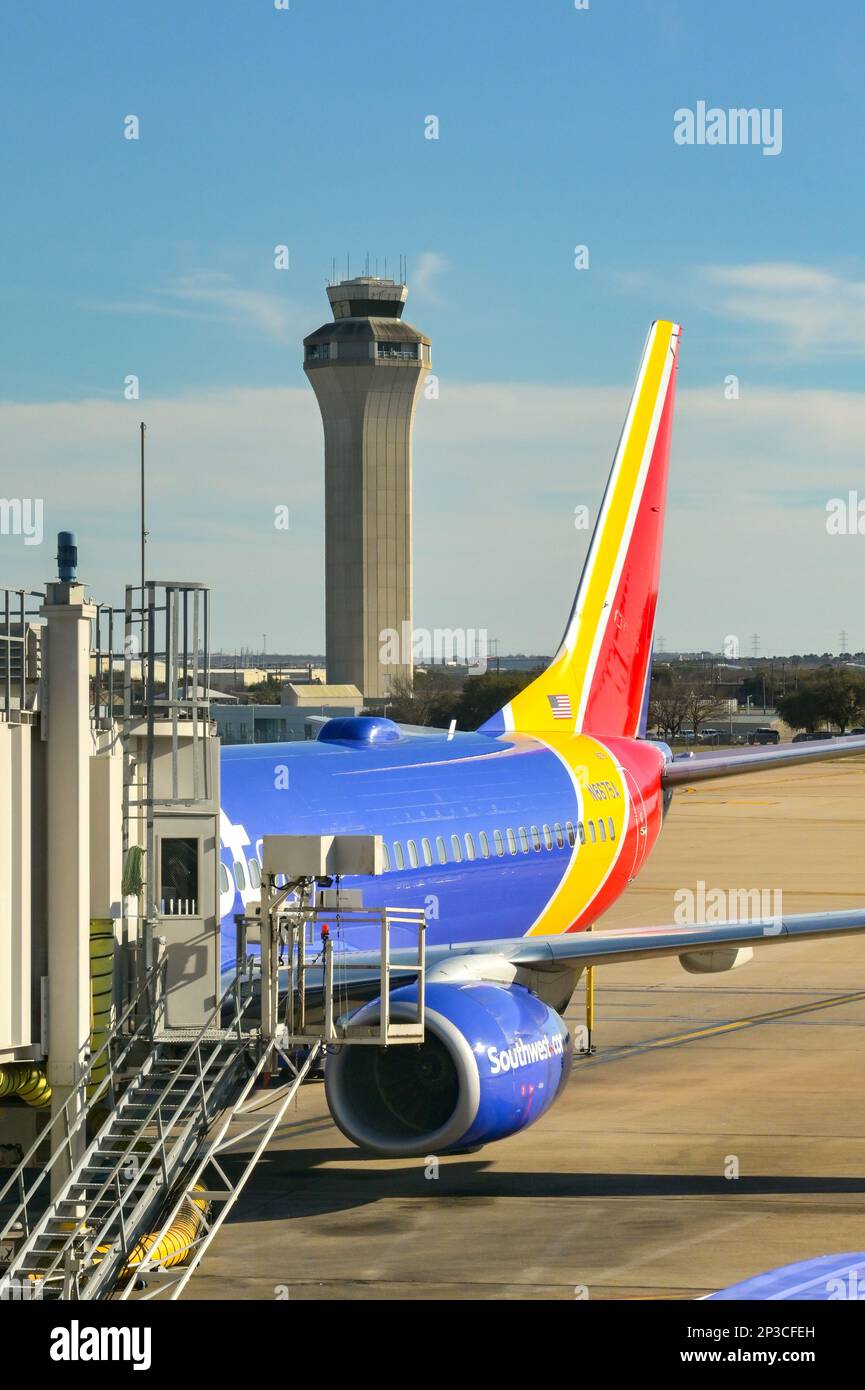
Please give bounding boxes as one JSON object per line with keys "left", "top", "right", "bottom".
{"left": 218, "top": 320, "right": 865, "bottom": 1157}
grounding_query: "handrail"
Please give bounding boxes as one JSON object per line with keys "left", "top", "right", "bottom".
{"left": 0, "top": 951, "right": 167, "bottom": 1224}
{"left": 68, "top": 962, "right": 255, "bottom": 1286}
{"left": 0, "top": 956, "right": 255, "bottom": 1295}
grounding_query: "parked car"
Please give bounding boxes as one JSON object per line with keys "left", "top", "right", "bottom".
{"left": 748, "top": 728, "right": 780, "bottom": 745}
{"left": 792, "top": 730, "right": 834, "bottom": 743}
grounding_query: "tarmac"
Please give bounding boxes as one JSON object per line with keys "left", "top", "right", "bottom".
{"left": 184, "top": 758, "right": 865, "bottom": 1300}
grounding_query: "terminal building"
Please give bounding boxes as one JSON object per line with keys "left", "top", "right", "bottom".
{"left": 303, "top": 276, "right": 431, "bottom": 702}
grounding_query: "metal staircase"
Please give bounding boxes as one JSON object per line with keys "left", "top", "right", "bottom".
{"left": 0, "top": 953, "right": 257, "bottom": 1301}
{"left": 118, "top": 1037, "right": 323, "bottom": 1300}
{"left": 0, "top": 854, "right": 427, "bottom": 1302}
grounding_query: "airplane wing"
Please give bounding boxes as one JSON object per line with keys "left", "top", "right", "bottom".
{"left": 486, "top": 908, "right": 865, "bottom": 970}
{"left": 334, "top": 908, "right": 865, "bottom": 977}
{"left": 662, "top": 734, "right": 865, "bottom": 786}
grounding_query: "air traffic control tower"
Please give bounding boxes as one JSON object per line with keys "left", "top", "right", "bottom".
{"left": 304, "top": 276, "right": 431, "bottom": 701}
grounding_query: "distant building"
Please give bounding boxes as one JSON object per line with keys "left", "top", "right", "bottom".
{"left": 304, "top": 276, "right": 431, "bottom": 701}
{"left": 212, "top": 682, "right": 362, "bottom": 745}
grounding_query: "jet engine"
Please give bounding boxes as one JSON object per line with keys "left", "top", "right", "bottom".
{"left": 324, "top": 980, "right": 572, "bottom": 1156}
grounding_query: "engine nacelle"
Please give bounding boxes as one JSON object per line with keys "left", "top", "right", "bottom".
{"left": 679, "top": 946, "right": 754, "bottom": 974}
{"left": 325, "top": 981, "right": 572, "bottom": 1156}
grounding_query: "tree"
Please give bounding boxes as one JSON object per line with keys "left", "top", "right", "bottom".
{"left": 245, "top": 676, "right": 283, "bottom": 705}
{"left": 777, "top": 669, "right": 865, "bottom": 733}
{"left": 453, "top": 670, "right": 541, "bottom": 730}
{"left": 377, "top": 669, "right": 461, "bottom": 726}
{"left": 648, "top": 666, "right": 690, "bottom": 740}
{"left": 648, "top": 663, "right": 727, "bottom": 740}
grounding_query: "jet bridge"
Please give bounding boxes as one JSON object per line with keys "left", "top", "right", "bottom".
{"left": 0, "top": 538, "right": 427, "bottom": 1301}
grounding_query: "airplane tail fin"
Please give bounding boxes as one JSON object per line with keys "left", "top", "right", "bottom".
{"left": 480, "top": 320, "right": 681, "bottom": 739}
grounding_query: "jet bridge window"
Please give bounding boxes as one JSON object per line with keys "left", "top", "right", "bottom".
{"left": 160, "top": 837, "right": 199, "bottom": 914}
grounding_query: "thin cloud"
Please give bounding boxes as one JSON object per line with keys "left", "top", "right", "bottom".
{"left": 411, "top": 251, "right": 448, "bottom": 305}
{"left": 702, "top": 261, "right": 865, "bottom": 358}
{"left": 100, "top": 271, "right": 300, "bottom": 342}
{"left": 3, "top": 380, "right": 865, "bottom": 654}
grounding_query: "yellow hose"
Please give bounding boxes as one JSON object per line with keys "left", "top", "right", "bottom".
{"left": 121, "top": 1188, "right": 207, "bottom": 1275}
{"left": 0, "top": 1064, "right": 51, "bottom": 1108}
{"left": 89, "top": 918, "right": 115, "bottom": 1093}
{"left": 0, "top": 922, "right": 113, "bottom": 1111}
{"left": 90, "top": 1185, "right": 208, "bottom": 1280}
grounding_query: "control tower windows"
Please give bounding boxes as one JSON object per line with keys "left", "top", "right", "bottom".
{"left": 376, "top": 342, "right": 419, "bottom": 360}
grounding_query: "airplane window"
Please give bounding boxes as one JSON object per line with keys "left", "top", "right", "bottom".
{"left": 554, "top": 823, "right": 565, "bottom": 848}
{"left": 588, "top": 821, "right": 597, "bottom": 844}
{"left": 578, "top": 822, "right": 586, "bottom": 845}
{"left": 530, "top": 825, "right": 542, "bottom": 852}
{"left": 407, "top": 840, "right": 419, "bottom": 868}
{"left": 464, "top": 833, "right": 476, "bottom": 861}
{"left": 506, "top": 828, "right": 517, "bottom": 855}
{"left": 479, "top": 831, "right": 490, "bottom": 859}
{"left": 233, "top": 861, "right": 247, "bottom": 891}
{"left": 421, "top": 837, "right": 433, "bottom": 866}
{"left": 436, "top": 836, "right": 447, "bottom": 864}
{"left": 519, "top": 826, "right": 529, "bottom": 853}
{"left": 493, "top": 830, "right": 504, "bottom": 857}
{"left": 248, "top": 859, "right": 261, "bottom": 889}
{"left": 565, "top": 821, "right": 576, "bottom": 847}
{"left": 451, "top": 834, "right": 463, "bottom": 863}
{"left": 607, "top": 817, "right": 615, "bottom": 841}
{"left": 598, "top": 819, "right": 606, "bottom": 843}
{"left": 382, "top": 844, "right": 391, "bottom": 872}
{"left": 393, "top": 842, "right": 405, "bottom": 870}
{"left": 542, "top": 824, "right": 553, "bottom": 850}
{"left": 219, "top": 863, "right": 230, "bottom": 893}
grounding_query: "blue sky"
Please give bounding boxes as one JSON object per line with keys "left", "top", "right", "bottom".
{"left": 2, "top": 1, "right": 865, "bottom": 655}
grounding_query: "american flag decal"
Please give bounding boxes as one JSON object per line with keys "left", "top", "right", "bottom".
{"left": 548, "top": 694, "right": 572, "bottom": 720}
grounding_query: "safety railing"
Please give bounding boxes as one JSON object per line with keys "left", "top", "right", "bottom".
{"left": 282, "top": 907, "right": 425, "bottom": 1045}
{"left": 0, "top": 949, "right": 168, "bottom": 1241}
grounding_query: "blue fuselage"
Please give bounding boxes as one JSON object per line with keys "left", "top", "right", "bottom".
{"left": 218, "top": 728, "right": 582, "bottom": 966}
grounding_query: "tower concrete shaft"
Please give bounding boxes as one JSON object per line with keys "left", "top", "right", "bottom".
{"left": 304, "top": 277, "right": 430, "bottom": 701}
